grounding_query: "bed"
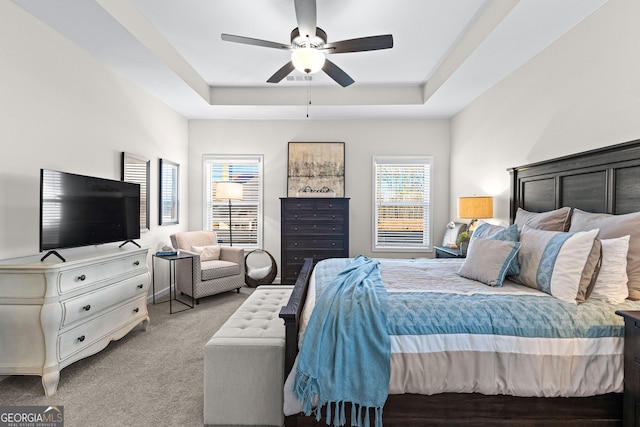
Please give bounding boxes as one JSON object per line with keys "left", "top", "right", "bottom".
{"left": 279, "top": 138, "right": 640, "bottom": 426}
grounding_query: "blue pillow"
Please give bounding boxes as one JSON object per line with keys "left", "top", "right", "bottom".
{"left": 471, "top": 223, "right": 520, "bottom": 276}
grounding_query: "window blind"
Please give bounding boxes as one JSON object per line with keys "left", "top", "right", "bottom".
{"left": 203, "top": 155, "right": 263, "bottom": 248}
{"left": 373, "top": 156, "right": 432, "bottom": 251}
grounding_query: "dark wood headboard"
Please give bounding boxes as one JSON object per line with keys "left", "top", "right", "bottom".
{"left": 508, "top": 139, "right": 640, "bottom": 222}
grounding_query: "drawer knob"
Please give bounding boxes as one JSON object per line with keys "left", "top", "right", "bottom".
{"left": 133, "top": 307, "right": 140, "bottom": 313}
{"left": 82, "top": 304, "right": 91, "bottom": 311}
{"left": 329, "top": 204, "right": 333, "bottom": 208}
{"left": 332, "top": 215, "right": 336, "bottom": 219}
{"left": 294, "top": 214, "right": 298, "bottom": 218}
{"left": 134, "top": 260, "right": 140, "bottom": 266}
{"left": 294, "top": 242, "right": 298, "bottom": 246}
{"left": 137, "top": 284, "right": 144, "bottom": 289}
{"left": 78, "top": 274, "right": 86, "bottom": 281}
{"left": 78, "top": 335, "right": 85, "bottom": 343}
{"left": 294, "top": 227, "right": 298, "bottom": 231}
{"left": 332, "top": 242, "right": 336, "bottom": 246}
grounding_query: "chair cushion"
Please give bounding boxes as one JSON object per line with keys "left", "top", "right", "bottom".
{"left": 201, "top": 260, "right": 241, "bottom": 280}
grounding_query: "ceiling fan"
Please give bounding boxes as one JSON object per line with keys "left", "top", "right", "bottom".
{"left": 221, "top": 0, "right": 393, "bottom": 87}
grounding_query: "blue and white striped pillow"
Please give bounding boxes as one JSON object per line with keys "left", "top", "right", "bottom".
{"left": 512, "top": 226, "right": 600, "bottom": 304}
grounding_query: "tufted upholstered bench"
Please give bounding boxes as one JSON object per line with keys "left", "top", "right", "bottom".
{"left": 204, "top": 285, "right": 293, "bottom": 427}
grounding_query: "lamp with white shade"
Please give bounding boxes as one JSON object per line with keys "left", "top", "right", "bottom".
{"left": 215, "top": 182, "right": 243, "bottom": 246}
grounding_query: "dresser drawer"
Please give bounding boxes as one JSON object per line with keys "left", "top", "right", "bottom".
{"left": 58, "top": 252, "right": 147, "bottom": 294}
{"left": 284, "top": 238, "right": 345, "bottom": 250}
{"left": 284, "top": 223, "right": 345, "bottom": 235}
{"left": 62, "top": 272, "right": 150, "bottom": 327}
{"left": 315, "top": 199, "right": 347, "bottom": 211}
{"left": 284, "top": 211, "right": 346, "bottom": 222}
{"left": 282, "top": 199, "right": 316, "bottom": 211}
{"left": 58, "top": 295, "right": 147, "bottom": 361}
{"left": 285, "top": 251, "right": 343, "bottom": 264}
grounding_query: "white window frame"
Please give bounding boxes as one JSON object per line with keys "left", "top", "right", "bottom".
{"left": 372, "top": 155, "right": 433, "bottom": 252}
{"left": 202, "top": 155, "right": 263, "bottom": 249}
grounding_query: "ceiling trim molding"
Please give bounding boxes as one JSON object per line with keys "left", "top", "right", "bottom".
{"left": 422, "top": 0, "right": 519, "bottom": 103}
{"left": 96, "top": 0, "right": 211, "bottom": 103}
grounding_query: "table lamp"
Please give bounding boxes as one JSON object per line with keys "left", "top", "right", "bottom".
{"left": 458, "top": 195, "right": 494, "bottom": 234}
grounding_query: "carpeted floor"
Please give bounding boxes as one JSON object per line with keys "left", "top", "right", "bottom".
{"left": 0, "top": 287, "right": 253, "bottom": 427}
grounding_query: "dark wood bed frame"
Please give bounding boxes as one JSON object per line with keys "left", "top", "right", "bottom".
{"left": 279, "top": 138, "right": 640, "bottom": 426}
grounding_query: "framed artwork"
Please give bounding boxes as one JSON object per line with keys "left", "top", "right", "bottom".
{"left": 121, "top": 152, "right": 150, "bottom": 232}
{"left": 159, "top": 158, "right": 179, "bottom": 225}
{"left": 287, "top": 142, "right": 345, "bottom": 197}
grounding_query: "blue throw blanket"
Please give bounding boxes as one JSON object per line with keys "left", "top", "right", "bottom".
{"left": 293, "top": 255, "right": 390, "bottom": 427}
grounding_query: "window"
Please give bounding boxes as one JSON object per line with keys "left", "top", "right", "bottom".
{"left": 373, "top": 156, "right": 433, "bottom": 251}
{"left": 203, "top": 155, "right": 263, "bottom": 248}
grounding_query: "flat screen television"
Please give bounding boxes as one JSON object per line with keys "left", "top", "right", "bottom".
{"left": 40, "top": 169, "right": 141, "bottom": 259}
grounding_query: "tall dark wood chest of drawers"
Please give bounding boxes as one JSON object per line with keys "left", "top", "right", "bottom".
{"left": 280, "top": 197, "right": 349, "bottom": 285}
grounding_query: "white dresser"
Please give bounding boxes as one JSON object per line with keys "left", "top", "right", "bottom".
{"left": 0, "top": 245, "right": 150, "bottom": 396}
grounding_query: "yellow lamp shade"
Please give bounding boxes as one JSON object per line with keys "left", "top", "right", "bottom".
{"left": 458, "top": 196, "right": 493, "bottom": 219}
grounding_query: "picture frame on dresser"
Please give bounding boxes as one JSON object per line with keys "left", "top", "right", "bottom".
{"left": 287, "top": 142, "right": 345, "bottom": 197}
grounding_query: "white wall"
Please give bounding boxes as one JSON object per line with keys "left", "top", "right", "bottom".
{"left": 450, "top": 0, "right": 640, "bottom": 224}
{"left": 0, "top": 2, "right": 189, "bottom": 261}
{"left": 188, "top": 119, "right": 450, "bottom": 275}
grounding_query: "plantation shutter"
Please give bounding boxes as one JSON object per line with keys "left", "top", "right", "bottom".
{"left": 373, "top": 156, "right": 432, "bottom": 251}
{"left": 203, "top": 155, "right": 263, "bottom": 248}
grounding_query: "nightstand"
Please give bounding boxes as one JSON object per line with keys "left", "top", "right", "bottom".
{"left": 434, "top": 246, "right": 465, "bottom": 259}
{"left": 616, "top": 310, "right": 640, "bottom": 427}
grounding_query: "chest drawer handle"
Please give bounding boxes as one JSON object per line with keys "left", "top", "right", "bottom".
{"left": 133, "top": 307, "right": 140, "bottom": 313}
{"left": 77, "top": 274, "right": 86, "bottom": 281}
{"left": 134, "top": 260, "right": 140, "bottom": 266}
{"left": 332, "top": 242, "right": 336, "bottom": 246}
{"left": 82, "top": 305, "right": 91, "bottom": 311}
{"left": 78, "top": 335, "right": 85, "bottom": 343}
{"left": 294, "top": 242, "right": 298, "bottom": 246}
{"left": 137, "top": 284, "right": 144, "bottom": 289}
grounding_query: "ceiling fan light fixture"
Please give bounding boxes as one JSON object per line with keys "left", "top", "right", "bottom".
{"left": 291, "top": 47, "right": 325, "bottom": 74}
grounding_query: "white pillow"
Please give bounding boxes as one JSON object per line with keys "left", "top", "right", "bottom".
{"left": 191, "top": 245, "right": 221, "bottom": 261}
{"left": 590, "top": 236, "right": 630, "bottom": 304}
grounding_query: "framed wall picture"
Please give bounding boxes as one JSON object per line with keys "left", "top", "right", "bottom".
{"left": 287, "top": 142, "right": 345, "bottom": 197}
{"left": 121, "top": 152, "right": 150, "bottom": 232}
{"left": 159, "top": 158, "right": 179, "bottom": 225}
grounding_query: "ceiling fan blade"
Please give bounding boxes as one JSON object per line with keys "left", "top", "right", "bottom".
{"left": 294, "top": 0, "right": 317, "bottom": 39}
{"left": 221, "top": 34, "right": 291, "bottom": 50}
{"left": 267, "top": 61, "right": 296, "bottom": 83}
{"left": 325, "top": 34, "right": 393, "bottom": 54}
{"left": 322, "top": 59, "right": 354, "bottom": 87}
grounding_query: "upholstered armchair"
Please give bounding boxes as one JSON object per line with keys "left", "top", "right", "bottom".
{"left": 170, "top": 231, "right": 245, "bottom": 303}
